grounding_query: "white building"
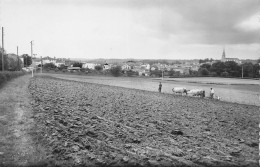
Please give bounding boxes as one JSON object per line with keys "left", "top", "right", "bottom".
{"left": 103, "top": 63, "right": 111, "bottom": 70}
{"left": 42, "top": 57, "right": 57, "bottom": 65}
{"left": 122, "top": 64, "right": 133, "bottom": 70}
{"left": 55, "top": 62, "right": 65, "bottom": 67}
{"left": 82, "top": 63, "right": 97, "bottom": 70}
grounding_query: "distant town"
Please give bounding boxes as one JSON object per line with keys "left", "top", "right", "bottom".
{"left": 2, "top": 48, "right": 260, "bottom": 78}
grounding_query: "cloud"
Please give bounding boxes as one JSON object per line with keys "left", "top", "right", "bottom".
{"left": 2, "top": 0, "right": 259, "bottom": 59}
{"left": 142, "top": 0, "right": 260, "bottom": 44}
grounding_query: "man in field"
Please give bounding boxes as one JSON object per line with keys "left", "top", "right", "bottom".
{"left": 210, "top": 88, "right": 214, "bottom": 99}
{"left": 158, "top": 82, "right": 162, "bottom": 93}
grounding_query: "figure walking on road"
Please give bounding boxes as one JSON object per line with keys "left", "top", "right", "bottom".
{"left": 158, "top": 82, "right": 162, "bottom": 93}
{"left": 210, "top": 88, "right": 214, "bottom": 99}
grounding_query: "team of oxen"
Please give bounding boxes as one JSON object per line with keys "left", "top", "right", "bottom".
{"left": 172, "top": 87, "right": 205, "bottom": 97}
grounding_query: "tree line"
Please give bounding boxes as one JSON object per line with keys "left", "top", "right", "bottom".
{"left": 0, "top": 49, "right": 33, "bottom": 71}
{"left": 198, "top": 60, "right": 260, "bottom": 78}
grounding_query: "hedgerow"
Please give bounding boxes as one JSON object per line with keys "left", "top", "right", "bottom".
{"left": 0, "top": 71, "right": 25, "bottom": 87}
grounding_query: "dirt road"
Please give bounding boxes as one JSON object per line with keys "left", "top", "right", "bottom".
{"left": 0, "top": 75, "right": 47, "bottom": 166}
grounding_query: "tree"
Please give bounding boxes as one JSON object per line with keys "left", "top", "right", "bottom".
{"left": 189, "top": 69, "right": 198, "bottom": 76}
{"left": 168, "top": 69, "right": 176, "bottom": 76}
{"left": 110, "top": 66, "right": 122, "bottom": 77}
{"left": 253, "top": 63, "right": 260, "bottom": 78}
{"left": 72, "top": 62, "right": 83, "bottom": 68}
{"left": 199, "top": 58, "right": 214, "bottom": 64}
{"left": 210, "top": 62, "right": 225, "bottom": 76}
{"left": 222, "top": 61, "right": 240, "bottom": 77}
{"left": 126, "top": 70, "right": 137, "bottom": 77}
{"left": 43, "top": 63, "right": 56, "bottom": 69}
{"left": 199, "top": 68, "right": 209, "bottom": 76}
{"left": 200, "top": 63, "right": 211, "bottom": 70}
{"left": 221, "top": 71, "right": 229, "bottom": 77}
{"left": 22, "top": 54, "right": 32, "bottom": 67}
{"left": 58, "top": 64, "right": 67, "bottom": 70}
{"left": 0, "top": 52, "right": 9, "bottom": 71}
{"left": 95, "top": 65, "right": 102, "bottom": 71}
{"left": 242, "top": 62, "right": 255, "bottom": 78}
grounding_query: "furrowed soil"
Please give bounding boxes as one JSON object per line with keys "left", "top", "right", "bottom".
{"left": 27, "top": 75, "right": 259, "bottom": 167}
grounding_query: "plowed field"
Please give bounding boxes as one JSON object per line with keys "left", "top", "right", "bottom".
{"left": 28, "top": 76, "right": 259, "bottom": 167}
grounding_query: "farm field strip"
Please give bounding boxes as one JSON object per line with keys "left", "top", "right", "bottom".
{"left": 28, "top": 76, "right": 259, "bottom": 166}
{"left": 157, "top": 77, "right": 260, "bottom": 85}
{"left": 47, "top": 73, "right": 260, "bottom": 106}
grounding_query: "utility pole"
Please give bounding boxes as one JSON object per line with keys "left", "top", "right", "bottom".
{"left": 1, "top": 27, "right": 4, "bottom": 71}
{"left": 17, "top": 46, "right": 19, "bottom": 70}
{"left": 30, "top": 41, "right": 33, "bottom": 77}
{"left": 41, "top": 56, "right": 42, "bottom": 74}
{"left": 242, "top": 65, "right": 243, "bottom": 78}
{"left": 162, "top": 70, "right": 164, "bottom": 80}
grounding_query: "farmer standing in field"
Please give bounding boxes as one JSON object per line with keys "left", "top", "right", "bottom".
{"left": 210, "top": 88, "right": 214, "bottom": 99}
{"left": 158, "top": 82, "right": 162, "bottom": 93}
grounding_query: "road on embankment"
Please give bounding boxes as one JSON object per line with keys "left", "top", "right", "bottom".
{"left": 46, "top": 73, "right": 260, "bottom": 106}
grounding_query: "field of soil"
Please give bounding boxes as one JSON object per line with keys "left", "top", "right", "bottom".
{"left": 161, "top": 77, "right": 260, "bottom": 85}
{"left": 48, "top": 73, "right": 260, "bottom": 106}
{"left": 27, "top": 75, "right": 259, "bottom": 167}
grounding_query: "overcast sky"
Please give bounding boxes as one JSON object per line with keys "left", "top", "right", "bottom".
{"left": 0, "top": 0, "right": 259, "bottom": 60}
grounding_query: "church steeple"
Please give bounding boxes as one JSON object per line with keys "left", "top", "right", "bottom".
{"left": 222, "top": 48, "right": 226, "bottom": 59}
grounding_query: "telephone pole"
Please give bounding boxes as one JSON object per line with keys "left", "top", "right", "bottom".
{"left": 1, "top": 27, "right": 4, "bottom": 71}
{"left": 17, "top": 46, "right": 19, "bottom": 70}
{"left": 242, "top": 65, "right": 243, "bottom": 78}
{"left": 30, "top": 41, "right": 34, "bottom": 77}
{"left": 41, "top": 56, "right": 43, "bottom": 74}
{"left": 30, "top": 41, "right": 33, "bottom": 58}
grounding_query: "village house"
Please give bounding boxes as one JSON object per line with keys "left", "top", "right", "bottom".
{"left": 55, "top": 62, "right": 65, "bottom": 67}
{"left": 42, "top": 56, "right": 56, "bottom": 65}
{"left": 82, "top": 63, "right": 98, "bottom": 70}
{"left": 150, "top": 65, "right": 158, "bottom": 71}
{"left": 103, "top": 63, "right": 111, "bottom": 70}
{"left": 122, "top": 64, "right": 133, "bottom": 71}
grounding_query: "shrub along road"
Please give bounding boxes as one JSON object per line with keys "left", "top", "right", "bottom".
{"left": 0, "top": 75, "right": 47, "bottom": 166}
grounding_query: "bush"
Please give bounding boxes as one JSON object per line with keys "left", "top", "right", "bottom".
{"left": 210, "top": 72, "right": 218, "bottom": 77}
{"left": 43, "top": 63, "right": 56, "bottom": 69}
{"left": 221, "top": 71, "right": 229, "bottom": 77}
{"left": 0, "top": 71, "right": 25, "bottom": 87}
{"left": 110, "top": 66, "right": 122, "bottom": 77}
{"left": 95, "top": 65, "right": 102, "bottom": 72}
{"left": 0, "top": 73, "right": 7, "bottom": 84}
{"left": 126, "top": 70, "right": 137, "bottom": 77}
{"left": 199, "top": 68, "right": 209, "bottom": 76}
{"left": 62, "top": 69, "right": 66, "bottom": 73}
{"left": 151, "top": 70, "right": 162, "bottom": 77}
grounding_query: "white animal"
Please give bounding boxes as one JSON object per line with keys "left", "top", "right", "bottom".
{"left": 216, "top": 96, "right": 221, "bottom": 100}
{"left": 187, "top": 89, "right": 205, "bottom": 97}
{"left": 172, "top": 87, "right": 188, "bottom": 95}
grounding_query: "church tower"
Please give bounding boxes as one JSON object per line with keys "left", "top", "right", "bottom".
{"left": 222, "top": 48, "right": 226, "bottom": 59}
{"left": 221, "top": 48, "right": 226, "bottom": 62}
